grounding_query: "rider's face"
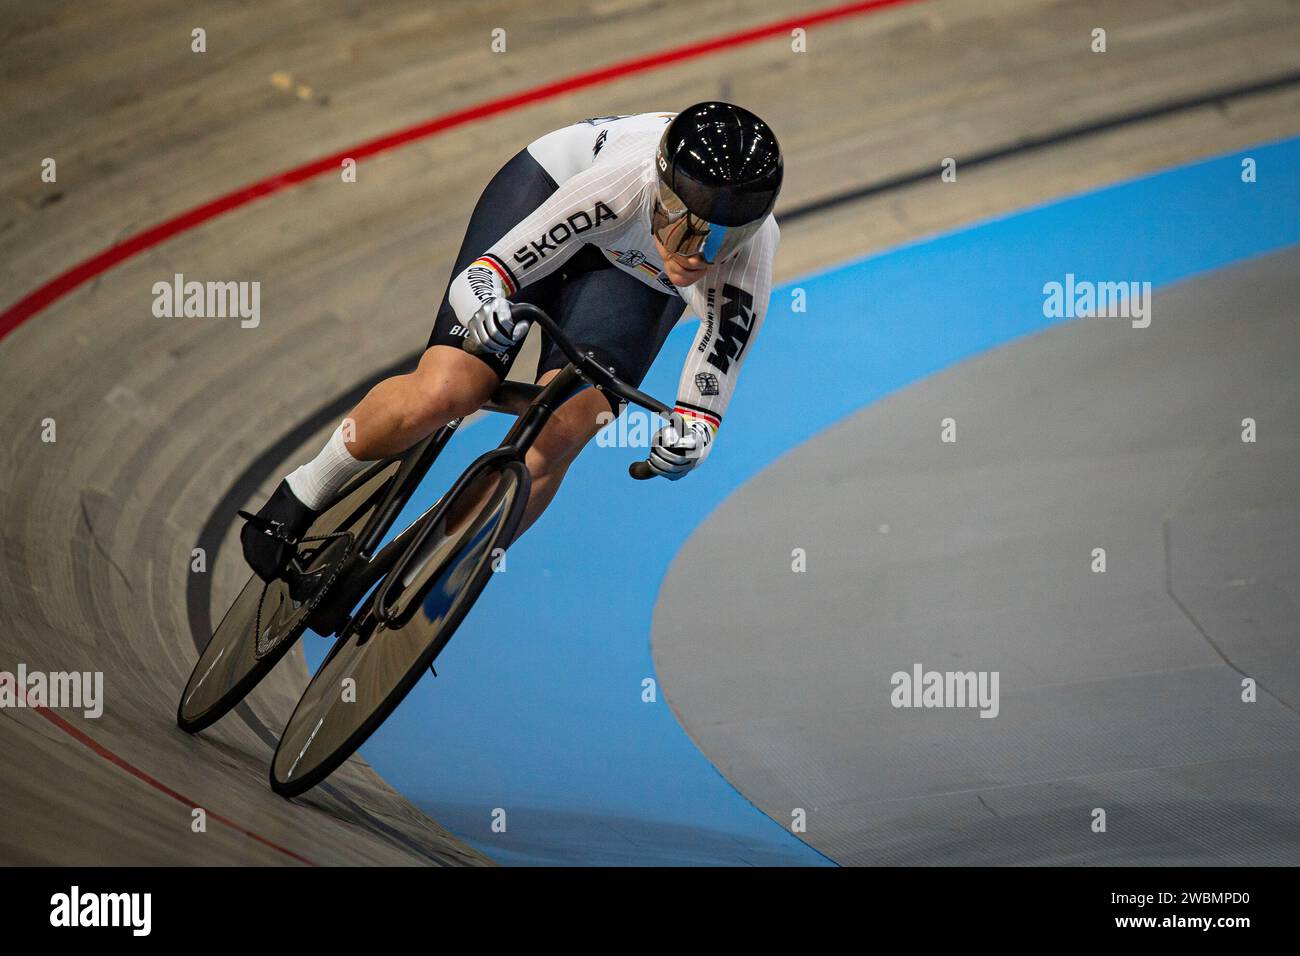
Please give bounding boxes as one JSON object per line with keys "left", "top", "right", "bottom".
{"left": 653, "top": 235, "right": 709, "bottom": 287}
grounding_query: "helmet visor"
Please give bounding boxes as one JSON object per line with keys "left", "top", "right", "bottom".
{"left": 652, "top": 182, "right": 762, "bottom": 264}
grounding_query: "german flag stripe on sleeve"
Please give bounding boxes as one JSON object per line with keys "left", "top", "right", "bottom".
{"left": 475, "top": 254, "right": 518, "bottom": 296}
{"left": 674, "top": 403, "right": 721, "bottom": 431}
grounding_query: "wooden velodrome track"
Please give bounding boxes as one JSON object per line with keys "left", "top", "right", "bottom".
{"left": 2, "top": 0, "right": 1298, "bottom": 864}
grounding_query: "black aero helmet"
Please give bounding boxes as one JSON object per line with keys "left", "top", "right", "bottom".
{"left": 654, "top": 102, "right": 783, "bottom": 262}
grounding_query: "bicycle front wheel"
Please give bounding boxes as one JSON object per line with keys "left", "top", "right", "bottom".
{"left": 270, "top": 458, "right": 529, "bottom": 797}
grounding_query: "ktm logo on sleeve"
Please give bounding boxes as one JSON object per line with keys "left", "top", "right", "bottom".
{"left": 706, "top": 284, "right": 756, "bottom": 375}
{"left": 513, "top": 202, "right": 617, "bottom": 269}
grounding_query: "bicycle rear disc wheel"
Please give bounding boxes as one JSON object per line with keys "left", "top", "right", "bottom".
{"left": 270, "top": 458, "right": 528, "bottom": 797}
{"left": 177, "top": 460, "right": 400, "bottom": 733}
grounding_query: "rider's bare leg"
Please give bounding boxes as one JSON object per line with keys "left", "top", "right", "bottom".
{"left": 514, "top": 367, "right": 611, "bottom": 538}
{"left": 344, "top": 345, "right": 500, "bottom": 460}
{"left": 290, "top": 350, "right": 602, "bottom": 542}
{"left": 246, "top": 345, "right": 504, "bottom": 579}
{"left": 283, "top": 344, "right": 499, "bottom": 512}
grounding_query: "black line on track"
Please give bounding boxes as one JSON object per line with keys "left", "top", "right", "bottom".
{"left": 192, "top": 67, "right": 1300, "bottom": 865}
{"left": 777, "top": 68, "right": 1300, "bottom": 224}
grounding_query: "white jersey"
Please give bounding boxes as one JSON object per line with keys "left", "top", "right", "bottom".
{"left": 448, "top": 112, "right": 779, "bottom": 431}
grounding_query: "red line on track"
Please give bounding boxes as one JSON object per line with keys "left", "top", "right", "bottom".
{"left": 0, "top": 0, "right": 922, "bottom": 861}
{"left": 1, "top": 674, "right": 316, "bottom": 865}
{"left": 0, "top": 0, "right": 920, "bottom": 342}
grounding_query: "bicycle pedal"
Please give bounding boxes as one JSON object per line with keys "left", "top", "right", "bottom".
{"left": 237, "top": 509, "right": 298, "bottom": 544}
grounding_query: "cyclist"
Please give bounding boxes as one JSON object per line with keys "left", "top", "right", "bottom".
{"left": 242, "top": 101, "right": 782, "bottom": 580}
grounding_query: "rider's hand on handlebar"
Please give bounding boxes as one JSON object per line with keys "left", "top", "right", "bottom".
{"left": 466, "top": 297, "right": 529, "bottom": 355}
{"left": 644, "top": 411, "right": 716, "bottom": 480}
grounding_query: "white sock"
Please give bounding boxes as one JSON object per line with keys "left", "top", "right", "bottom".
{"left": 285, "top": 423, "right": 370, "bottom": 510}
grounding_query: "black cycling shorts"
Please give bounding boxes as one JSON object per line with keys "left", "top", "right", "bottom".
{"left": 428, "top": 148, "right": 684, "bottom": 411}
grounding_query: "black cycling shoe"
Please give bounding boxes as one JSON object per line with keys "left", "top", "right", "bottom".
{"left": 239, "top": 480, "right": 319, "bottom": 583}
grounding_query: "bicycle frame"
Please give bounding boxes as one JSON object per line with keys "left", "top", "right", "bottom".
{"left": 262, "top": 303, "right": 685, "bottom": 795}
{"left": 371, "top": 363, "right": 588, "bottom": 625}
{"left": 302, "top": 302, "right": 672, "bottom": 638}
{"left": 301, "top": 366, "right": 589, "bottom": 637}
